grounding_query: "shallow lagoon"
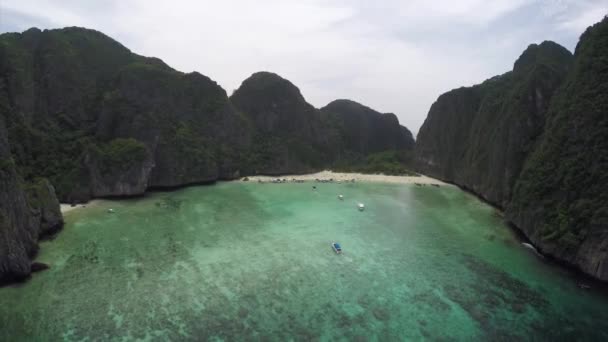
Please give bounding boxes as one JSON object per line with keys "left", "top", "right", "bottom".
{"left": 1, "top": 182, "right": 607, "bottom": 340}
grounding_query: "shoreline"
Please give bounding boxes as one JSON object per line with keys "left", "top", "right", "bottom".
{"left": 60, "top": 200, "right": 101, "bottom": 214}
{"left": 243, "top": 170, "right": 447, "bottom": 185}
{"left": 58, "top": 171, "right": 446, "bottom": 214}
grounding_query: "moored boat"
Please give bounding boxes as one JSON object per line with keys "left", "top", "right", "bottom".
{"left": 331, "top": 242, "right": 342, "bottom": 254}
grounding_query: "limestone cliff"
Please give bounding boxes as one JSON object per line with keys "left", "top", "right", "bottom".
{"left": 0, "top": 116, "right": 62, "bottom": 283}
{"left": 230, "top": 72, "right": 330, "bottom": 174}
{"left": 507, "top": 18, "right": 608, "bottom": 280}
{"left": 415, "top": 17, "right": 608, "bottom": 280}
{"left": 321, "top": 99, "right": 415, "bottom": 165}
{"left": 416, "top": 41, "right": 573, "bottom": 207}
{"left": 0, "top": 27, "right": 250, "bottom": 201}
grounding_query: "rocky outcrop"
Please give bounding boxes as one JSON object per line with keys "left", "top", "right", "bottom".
{"left": 0, "top": 27, "right": 251, "bottom": 201}
{"left": 97, "top": 67, "right": 250, "bottom": 188}
{"left": 415, "top": 17, "right": 608, "bottom": 281}
{"left": 0, "top": 115, "right": 62, "bottom": 283}
{"left": 85, "top": 139, "right": 155, "bottom": 197}
{"left": 230, "top": 72, "right": 331, "bottom": 174}
{"left": 416, "top": 41, "right": 573, "bottom": 207}
{"left": 230, "top": 75, "right": 416, "bottom": 175}
{"left": 321, "top": 99, "right": 415, "bottom": 163}
{"left": 0, "top": 114, "right": 38, "bottom": 283}
{"left": 25, "top": 178, "right": 63, "bottom": 237}
{"left": 0, "top": 40, "right": 64, "bottom": 283}
{"left": 1, "top": 28, "right": 413, "bottom": 196}
{"left": 507, "top": 18, "right": 608, "bottom": 281}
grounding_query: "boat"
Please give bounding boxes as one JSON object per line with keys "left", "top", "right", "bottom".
{"left": 338, "top": 194, "right": 344, "bottom": 200}
{"left": 331, "top": 242, "right": 342, "bottom": 254}
{"left": 358, "top": 203, "right": 365, "bottom": 211}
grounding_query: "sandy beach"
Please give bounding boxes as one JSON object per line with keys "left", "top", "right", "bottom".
{"left": 244, "top": 170, "right": 447, "bottom": 185}
{"left": 60, "top": 200, "right": 101, "bottom": 214}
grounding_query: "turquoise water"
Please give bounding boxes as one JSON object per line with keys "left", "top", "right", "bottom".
{"left": 1, "top": 182, "right": 607, "bottom": 340}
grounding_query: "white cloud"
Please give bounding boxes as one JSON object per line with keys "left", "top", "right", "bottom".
{"left": 557, "top": 2, "right": 607, "bottom": 32}
{"left": 0, "top": 0, "right": 606, "bottom": 133}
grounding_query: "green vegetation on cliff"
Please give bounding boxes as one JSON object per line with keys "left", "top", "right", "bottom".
{"left": 507, "top": 18, "right": 608, "bottom": 279}
{"left": 6, "top": 117, "right": 92, "bottom": 199}
{"left": 0, "top": 157, "right": 14, "bottom": 173}
{"left": 333, "top": 150, "right": 417, "bottom": 176}
{"left": 91, "top": 138, "right": 148, "bottom": 174}
{"left": 24, "top": 178, "right": 55, "bottom": 209}
{"left": 0, "top": 27, "right": 250, "bottom": 199}
{"left": 321, "top": 99, "right": 416, "bottom": 175}
{"left": 416, "top": 17, "right": 608, "bottom": 280}
{"left": 1, "top": 29, "right": 415, "bottom": 197}
{"left": 416, "top": 41, "right": 573, "bottom": 207}
{"left": 230, "top": 72, "right": 330, "bottom": 174}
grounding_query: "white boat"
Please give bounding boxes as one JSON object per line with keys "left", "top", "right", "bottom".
{"left": 338, "top": 195, "right": 344, "bottom": 200}
{"left": 358, "top": 203, "right": 365, "bottom": 211}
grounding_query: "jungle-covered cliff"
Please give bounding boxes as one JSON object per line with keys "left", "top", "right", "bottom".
{"left": 415, "top": 17, "right": 608, "bottom": 280}
{"left": 321, "top": 99, "right": 415, "bottom": 175}
{"left": 1, "top": 27, "right": 250, "bottom": 203}
{"left": 416, "top": 41, "right": 574, "bottom": 207}
{"left": 0, "top": 27, "right": 414, "bottom": 283}
{"left": 230, "top": 72, "right": 331, "bottom": 174}
{"left": 0, "top": 102, "right": 62, "bottom": 283}
{"left": 507, "top": 18, "right": 608, "bottom": 281}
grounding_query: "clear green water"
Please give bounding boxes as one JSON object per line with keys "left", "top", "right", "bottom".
{"left": 1, "top": 182, "right": 607, "bottom": 341}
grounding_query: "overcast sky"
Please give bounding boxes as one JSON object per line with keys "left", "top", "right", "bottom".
{"left": 1, "top": 1, "right": 606, "bottom": 133}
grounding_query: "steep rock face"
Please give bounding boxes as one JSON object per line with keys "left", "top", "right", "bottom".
{"left": 0, "top": 115, "right": 62, "bottom": 283}
{"left": 0, "top": 56, "right": 64, "bottom": 282}
{"left": 416, "top": 41, "right": 573, "bottom": 207}
{"left": 230, "top": 72, "right": 330, "bottom": 174}
{"left": 0, "top": 27, "right": 250, "bottom": 201}
{"left": 415, "top": 18, "right": 608, "bottom": 281}
{"left": 415, "top": 86, "right": 482, "bottom": 179}
{"left": 0, "top": 27, "right": 144, "bottom": 201}
{"left": 85, "top": 138, "right": 155, "bottom": 197}
{"left": 25, "top": 178, "right": 63, "bottom": 237}
{"left": 321, "top": 99, "right": 415, "bottom": 161}
{"left": 97, "top": 66, "right": 250, "bottom": 188}
{"left": 0, "top": 115, "right": 39, "bottom": 282}
{"left": 507, "top": 18, "right": 608, "bottom": 280}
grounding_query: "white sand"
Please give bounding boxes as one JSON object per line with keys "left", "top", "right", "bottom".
{"left": 60, "top": 200, "right": 101, "bottom": 214}
{"left": 244, "top": 170, "right": 447, "bottom": 185}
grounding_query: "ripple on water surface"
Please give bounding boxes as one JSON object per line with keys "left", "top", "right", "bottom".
{"left": 1, "top": 182, "right": 607, "bottom": 340}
